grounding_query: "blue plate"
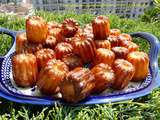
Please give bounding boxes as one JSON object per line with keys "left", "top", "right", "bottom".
{"left": 0, "top": 27, "right": 159, "bottom": 105}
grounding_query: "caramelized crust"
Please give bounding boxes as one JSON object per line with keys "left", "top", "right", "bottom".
{"left": 94, "top": 40, "right": 111, "bottom": 49}
{"left": 16, "top": 32, "right": 43, "bottom": 54}
{"left": 26, "top": 16, "right": 47, "bottom": 43}
{"left": 37, "top": 59, "right": 69, "bottom": 94}
{"left": 113, "top": 59, "right": 135, "bottom": 89}
{"left": 60, "top": 67, "right": 95, "bottom": 103}
{"left": 110, "top": 29, "right": 121, "bottom": 36}
{"left": 92, "top": 16, "right": 110, "bottom": 40}
{"left": 43, "top": 35, "right": 57, "bottom": 49}
{"left": 55, "top": 42, "right": 73, "bottom": 59}
{"left": 107, "top": 35, "right": 119, "bottom": 47}
{"left": 61, "top": 18, "right": 79, "bottom": 38}
{"left": 35, "top": 48, "right": 55, "bottom": 70}
{"left": 120, "top": 41, "right": 139, "bottom": 52}
{"left": 94, "top": 48, "right": 115, "bottom": 66}
{"left": 16, "top": 32, "right": 27, "bottom": 54}
{"left": 111, "top": 47, "right": 129, "bottom": 59}
{"left": 12, "top": 53, "right": 38, "bottom": 87}
{"left": 71, "top": 33, "right": 96, "bottom": 63}
{"left": 127, "top": 51, "right": 149, "bottom": 81}
{"left": 91, "top": 63, "right": 115, "bottom": 93}
{"left": 62, "top": 54, "right": 83, "bottom": 70}
{"left": 118, "top": 33, "right": 132, "bottom": 43}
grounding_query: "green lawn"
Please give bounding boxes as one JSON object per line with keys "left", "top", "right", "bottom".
{"left": 0, "top": 11, "right": 160, "bottom": 120}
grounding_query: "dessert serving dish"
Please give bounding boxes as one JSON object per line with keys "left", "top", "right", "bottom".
{"left": 0, "top": 16, "right": 159, "bottom": 105}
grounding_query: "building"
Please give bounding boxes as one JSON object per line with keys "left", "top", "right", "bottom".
{"left": 1, "top": 0, "right": 152, "bottom": 18}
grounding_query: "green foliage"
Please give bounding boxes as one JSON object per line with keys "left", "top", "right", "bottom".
{"left": 0, "top": 11, "right": 160, "bottom": 120}
{"left": 141, "top": 0, "right": 160, "bottom": 23}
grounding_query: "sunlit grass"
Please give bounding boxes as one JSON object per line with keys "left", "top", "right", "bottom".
{"left": 0, "top": 11, "right": 160, "bottom": 120}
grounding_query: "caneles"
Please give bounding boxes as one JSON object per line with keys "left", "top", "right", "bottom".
{"left": 43, "top": 35, "right": 57, "bottom": 49}
{"left": 62, "top": 54, "right": 83, "bottom": 70}
{"left": 94, "top": 40, "right": 111, "bottom": 49}
{"left": 127, "top": 51, "right": 149, "bottom": 81}
{"left": 37, "top": 59, "right": 69, "bottom": 94}
{"left": 91, "top": 63, "right": 115, "bottom": 93}
{"left": 12, "top": 53, "right": 38, "bottom": 87}
{"left": 61, "top": 18, "right": 79, "bottom": 38}
{"left": 111, "top": 47, "right": 129, "bottom": 59}
{"left": 60, "top": 67, "right": 95, "bottom": 103}
{"left": 107, "top": 35, "right": 119, "bottom": 47}
{"left": 92, "top": 16, "right": 110, "bottom": 40}
{"left": 71, "top": 33, "right": 96, "bottom": 63}
{"left": 26, "top": 16, "right": 47, "bottom": 43}
{"left": 55, "top": 42, "right": 73, "bottom": 59}
{"left": 35, "top": 48, "right": 55, "bottom": 70}
{"left": 113, "top": 59, "right": 135, "bottom": 89}
{"left": 120, "top": 41, "right": 139, "bottom": 52}
{"left": 16, "top": 32, "right": 27, "bottom": 53}
{"left": 94, "top": 48, "right": 115, "bottom": 66}
{"left": 110, "top": 29, "right": 121, "bottom": 36}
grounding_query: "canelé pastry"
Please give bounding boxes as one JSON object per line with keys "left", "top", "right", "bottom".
{"left": 113, "top": 59, "right": 135, "bottom": 89}
{"left": 94, "top": 40, "right": 111, "bottom": 49}
{"left": 118, "top": 33, "right": 132, "bottom": 43}
{"left": 60, "top": 67, "right": 95, "bottom": 103}
{"left": 55, "top": 29, "right": 66, "bottom": 43}
{"left": 91, "top": 63, "right": 115, "bottom": 93}
{"left": 71, "top": 33, "right": 96, "bottom": 63}
{"left": 120, "top": 41, "right": 139, "bottom": 52}
{"left": 127, "top": 51, "right": 149, "bottom": 81}
{"left": 110, "top": 29, "right": 121, "bottom": 36}
{"left": 47, "top": 21, "right": 61, "bottom": 30}
{"left": 55, "top": 42, "right": 73, "bottom": 59}
{"left": 12, "top": 53, "right": 38, "bottom": 87}
{"left": 35, "top": 48, "right": 55, "bottom": 70}
{"left": 94, "top": 48, "right": 115, "bottom": 66}
{"left": 37, "top": 59, "right": 69, "bottom": 94}
{"left": 43, "top": 35, "right": 57, "bottom": 49}
{"left": 92, "top": 16, "right": 110, "bottom": 40}
{"left": 25, "top": 43, "right": 43, "bottom": 53}
{"left": 16, "top": 32, "right": 43, "bottom": 53}
{"left": 111, "top": 47, "right": 129, "bottom": 59}
{"left": 16, "top": 32, "right": 27, "bottom": 53}
{"left": 26, "top": 16, "right": 47, "bottom": 43}
{"left": 61, "top": 18, "right": 79, "bottom": 38}
{"left": 107, "top": 35, "right": 119, "bottom": 47}
{"left": 62, "top": 54, "right": 83, "bottom": 70}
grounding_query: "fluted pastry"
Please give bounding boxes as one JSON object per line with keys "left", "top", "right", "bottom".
{"left": 94, "top": 40, "right": 111, "bottom": 49}
{"left": 110, "top": 29, "right": 121, "bottom": 36}
{"left": 26, "top": 16, "right": 47, "bottom": 43}
{"left": 62, "top": 54, "right": 83, "bottom": 70}
{"left": 91, "top": 63, "right": 115, "bottom": 93}
{"left": 71, "top": 33, "right": 96, "bottom": 63}
{"left": 127, "top": 51, "right": 149, "bottom": 81}
{"left": 12, "top": 53, "right": 38, "bottom": 87}
{"left": 94, "top": 48, "right": 115, "bottom": 66}
{"left": 55, "top": 42, "right": 73, "bottom": 59}
{"left": 111, "top": 47, "right": 129, "bottom": 59}
{"left": 60, "top": 67, "right": 95, "bottom": 103}
{"left": 43, "top": 35, "right": 57, "bottom": 49}
{"left": 35, "top": 48, "right": 55, "bottom": 70}
{"left": 107, "top": 35, "right": 119, "bottom": 47}
{"left": 120, "top": 41, "right": 139, "bottom": 52}
{"left": 92, "top": 16, "right": 110, "bottom": 40}
{"left": 61, "top": 18, "right": 79, "bottom": 38}
{"left": 113, "top": 59, "right": 135, "bottom": 89}
{"left": 37, "top": 59, "right": 69, "bottom": 94}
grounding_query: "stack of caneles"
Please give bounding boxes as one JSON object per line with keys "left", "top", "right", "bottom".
{"left": 12, "top": 15, "right": 149, "bottom": 103}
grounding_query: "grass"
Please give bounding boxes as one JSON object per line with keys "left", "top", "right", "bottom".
{"left": 0, "top": 11, "right": 160, "bottom": 120}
